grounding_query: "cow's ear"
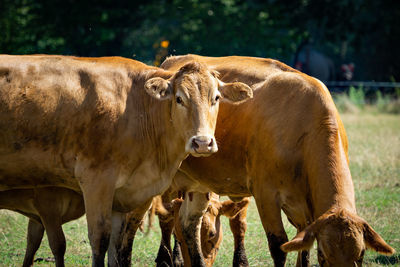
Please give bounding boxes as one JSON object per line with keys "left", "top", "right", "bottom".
{"left": 218, "top": 81, "right": 253, "bottom": 103}
{"left": 280, "top": 228, "right": 316, "bottom": 252}
{"left": 219, "top": 198, "right": 250, "bottom": 218}
{"left": 363, "top": 222, "right": 395, "bottom": 255}
{"left": 172, "top": 198, "right": 184, "bottom": 214}
{"left": 281, "top": 224, "right": 316, "bottom": 252}
{"left": 281, "top": 212, "right": 328, "bottom": 252}
{"left": 145, "top": 77, "right": 172, "bottom": 100}
{"left": 153, "top": 195, "right": 171, "bottom": 217}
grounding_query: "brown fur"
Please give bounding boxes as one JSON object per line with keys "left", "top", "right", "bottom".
{"left": 0, "top": 54, "right": 252, "bottom": 266}
{"left": 153, "top": 193, "right": 249, "bottom": 267}
{"left": 153, "top": 171, "right": 251, "bottom": 267}
{"left": 161, "top": 55, "right": 395, "bottom": 266}
{"left": 229, "top": 204, "right": 250, "bottom": 267}
{"left": 0, "top": 187, "right": 84, "bottom": 267}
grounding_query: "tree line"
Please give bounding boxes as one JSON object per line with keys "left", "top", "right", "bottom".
{"left": 1, "top": 0, "right": 399, "bottom": 81}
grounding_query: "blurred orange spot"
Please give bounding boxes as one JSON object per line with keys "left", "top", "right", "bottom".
{"left": 161, "top": 40, "right": 169, "bottom": 48}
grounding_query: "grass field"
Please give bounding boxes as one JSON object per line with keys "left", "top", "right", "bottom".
{"left": 0, "top": 111, "right": 399, "bottom": 266}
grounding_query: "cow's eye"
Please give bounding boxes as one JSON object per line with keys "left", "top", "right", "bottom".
{"left": 176, "top": 96, "right": 184, "bottom": 105}
{"left": 212, "top": 95, "right": 221, "bottom": 105}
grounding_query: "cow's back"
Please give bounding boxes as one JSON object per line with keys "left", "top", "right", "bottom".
{"left": 0, "top": 55, "right": 143, "bottom": 190}
{"left": 161, "top": 54, "right": 299, "bottom": 87}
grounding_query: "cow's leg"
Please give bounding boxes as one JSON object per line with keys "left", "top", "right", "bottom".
{"left": 155, "top": 213, "right": 175, "bottom": 267}
{"left": 155, "top": 187, "right": 177, "bottom": 267}
{"left": 108, "top": 201, "right": 151, "bottom": 267}
{"left": 107, "top": 211, "right": 126, "bottom": 267}
{"left": 178, "top": 192, "right": 209, "bottom": 267}
{"left": 41, "top": 216, "right": 66, "bottom": 267}
{"left": 253, "top": 189, "right": 288, "bottom": 267}
{"left": 296, "top": 250, "right": 310, "bottom": 267}
{"left": 229, "top": 207, "right": 249, "bottom": 267}
{"left": 286, "top": 219, "right": 311, "bottom": 267}
{"left": 80, "top": 175, "right": 115, "bottom": 267}
{"left": 22, "top": 219, "right": 45, "bottom": 267}
{"left": 33, "top": 190, "right": 67, "bottom": 267}
{"left": 172, "top": 234, "right": 184, "bottom": 267}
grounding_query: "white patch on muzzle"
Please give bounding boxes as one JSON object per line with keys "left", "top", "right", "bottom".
{"left": 186, "top": 135, "right": 218, "bottom": 157}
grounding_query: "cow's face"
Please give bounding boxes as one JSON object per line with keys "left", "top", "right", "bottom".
{"left": 145, "top": 61, "right": 252, "bottom": 157}
{"left": 200, "top": 196, "right": 224, "bottom": 266}
{"left": 316, "top": 218, "right": 365, "bottom": 267}
{"left": 165, "top": 194, "right": 249, "bottom": 267}
{"left": 200, "top": 195, "right": 250, "bottom": 266}
{"left": 281, "top": 210, "right": 395, "bottom": 267}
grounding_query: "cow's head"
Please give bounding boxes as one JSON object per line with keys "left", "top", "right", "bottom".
{"left": 281, "top": 209, "right": 395, "bottom": 267}
{"left": 341, "top": 63, "right": 355, "bottom": 81}
{"left": 145, "top": 61, "right": 253, "bottom": 157}
{"left": 200, "top": 195, "right": 250, "bottom": 266}
{"left": 159, "top": 195, "right": 249, "bottom": 267}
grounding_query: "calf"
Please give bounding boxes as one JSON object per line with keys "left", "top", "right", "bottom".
{"left": 154, "top": 192, "right": 250, "bottom": 267}
{"left": 0, "top": 187, "right": 84, "bottom": 267}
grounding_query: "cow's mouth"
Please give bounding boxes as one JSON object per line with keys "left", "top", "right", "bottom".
{"left": 190, "top": 149, "right": 216, "bottom": 157}
{"left": 186, "top": 135, "right": 218, "bottom": 156}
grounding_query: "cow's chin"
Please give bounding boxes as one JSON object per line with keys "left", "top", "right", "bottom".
{"left": 190, "top": 151, "right": 214, "bottom": 157}
{"left": 188, "top": 148, "right": 218, "bottom": 158}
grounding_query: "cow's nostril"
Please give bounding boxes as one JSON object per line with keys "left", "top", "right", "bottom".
{"left": 208, "top": 138, "right": 214, "bottom": 148}
{"left": 192, "top": 139, "right": 199, "bottom": 149}
{"left": 209, "top": 230, "right": 216, "bottom": 238}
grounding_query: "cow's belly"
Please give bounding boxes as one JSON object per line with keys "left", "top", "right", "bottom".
{"left": 181, "top": 163, "right": 251, "bottom": 196}
{"left": 0, "top": 148, "right": 78, "bottom": 191}
{"left": 203, "top": 178, "right": 251, "bottom": 197}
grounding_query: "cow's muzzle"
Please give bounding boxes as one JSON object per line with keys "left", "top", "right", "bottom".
{"left": 187, "top": 135, "right": 218, "bottom": 157}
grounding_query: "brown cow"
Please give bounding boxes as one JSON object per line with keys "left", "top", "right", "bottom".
{"left": 0, "top": 187, "right": 84, "bottom": 267}
{"left": 154, "top": 192, "right": 250, "bottom": 267}
{"left": 161, "top": 55, "right": 395, "bottom": 266}
{"left": 0, "top": 55, "right": 252, "bottom": 266}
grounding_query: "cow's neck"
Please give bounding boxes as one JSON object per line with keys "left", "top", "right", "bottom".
{"left": 309, "top": 132, "right": 356, "bottom": 220}
{"left": 110, "top": 69, "right": 189, "bottom": 210}
{"left": 126, "top": 68, "right": 188, "bottom": 178}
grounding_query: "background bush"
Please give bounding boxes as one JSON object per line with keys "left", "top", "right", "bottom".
{"left": 1, "top": 0, "right": 399, "bottom": 81}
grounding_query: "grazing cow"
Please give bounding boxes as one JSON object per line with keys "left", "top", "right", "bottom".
{"left": 0, "top": 55, "right": 252, "bottom": 266}
{"left": 0, "top": 187, "right": 84, "bottom": 267}
{"left": 161, "top": 55, "right": 395, "bottom": 266}
{"left": 154, "top": 190, "right": 250, "bottom": 267}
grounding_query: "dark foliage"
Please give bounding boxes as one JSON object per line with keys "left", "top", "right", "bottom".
{"left": 0, "top": 0, "right": 399, "bottom": 80}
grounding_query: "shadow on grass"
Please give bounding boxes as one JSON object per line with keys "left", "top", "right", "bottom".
{"left": 374, "top": 254, "right": 400, "bottom": 265}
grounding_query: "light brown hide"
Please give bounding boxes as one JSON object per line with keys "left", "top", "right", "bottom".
{"left": 0, "top": 187, "right": 84, "bottom": 267}
{"left": 161, "top": 55, "right": 395, "bottom": 267}
{"left": 0, "top": 54, "right": 252, "bottom": 266}
{"left": 154, "top": 193, "right": 250, "bottom": 267}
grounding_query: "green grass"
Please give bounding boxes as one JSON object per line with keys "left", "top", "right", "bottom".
{"left": 1, "top": 111, "right": 399, "bottom": 266}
